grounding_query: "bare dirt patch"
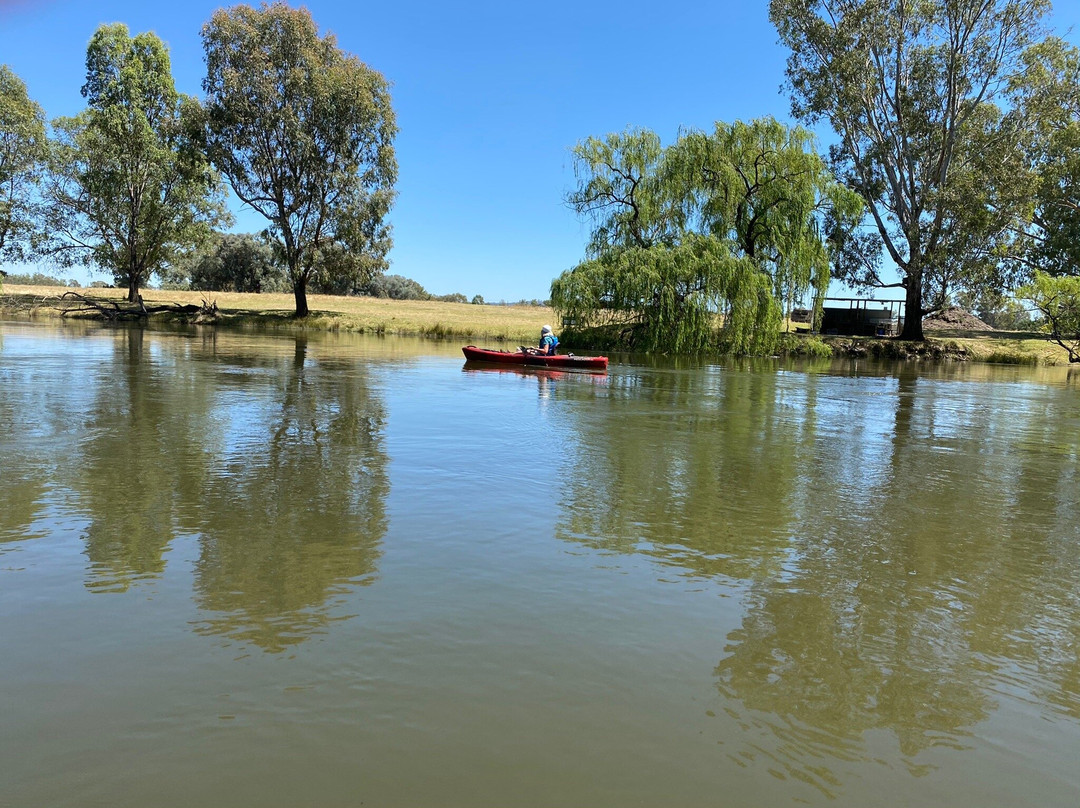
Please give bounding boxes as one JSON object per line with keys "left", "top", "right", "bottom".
{"left": 923, "top": 307, "right": 993, "bottom": 331}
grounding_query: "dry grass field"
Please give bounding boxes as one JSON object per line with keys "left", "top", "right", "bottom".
{"left": 0, "top": 283, "right": 553, "bottom": 344}
{"left": 925, "top": 330, "right": 1071, "bottom": 365}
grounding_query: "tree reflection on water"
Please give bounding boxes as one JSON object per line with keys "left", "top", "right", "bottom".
{"left": 556, "top": 361, "right": 1080, "bottom": 793}
{"left": 66, "top": 330, "right": 388, "bottom": 651}
{"left": 79, "top": 328, "right": 215, "bottom": 591}
{"left": 190, "top": 336, "right": 389, "bottom": 652}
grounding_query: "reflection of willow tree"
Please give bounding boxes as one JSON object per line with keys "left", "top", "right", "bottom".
{"left": 556, "top": 361, "right": 1080, "bottom": 791}
{"left": 192, "top": 337, "right": 388, "bottom": 652}
{"left": 79, "top": 328, "right": 213, "bottom": 591}
{"left": 556, "top": 365, "right": 812, "bottom": 582}
{"left": 714, "top": 367, "right": 1080, "bottom": 790}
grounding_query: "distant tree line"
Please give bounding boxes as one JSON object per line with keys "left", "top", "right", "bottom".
{"left": 0, "top": 270, "right": 78, "bottom": 287}
{"left": 154, "top": 232, "right": 481, "bottom": 302}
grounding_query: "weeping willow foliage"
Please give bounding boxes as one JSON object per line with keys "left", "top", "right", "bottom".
{"left": 550, "top": 234, "right": 780, "bottom": 354}
{"left": 557, "top": 118, "right": 862, "bottom": 353}
{"left": 565, "top": 127, "right": 677, "bottom": 252}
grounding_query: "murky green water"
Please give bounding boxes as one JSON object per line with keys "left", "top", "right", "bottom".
{"left": 2, "top": 320, "right": 1079, "bottom": 806}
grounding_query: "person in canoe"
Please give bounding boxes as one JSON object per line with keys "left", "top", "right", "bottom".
{"left": 522, "top": 324, "right": 559, "bottom": 356}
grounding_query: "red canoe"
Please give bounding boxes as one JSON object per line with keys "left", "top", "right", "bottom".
{"left": 462, "top": 345, "right": 608, "bottom": 370}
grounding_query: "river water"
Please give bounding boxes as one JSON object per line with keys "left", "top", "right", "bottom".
{"left": 1, "top": 320, "right": 1079, "bottom": 807}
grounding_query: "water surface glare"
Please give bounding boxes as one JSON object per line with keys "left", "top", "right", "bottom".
{"left": 2, "top": 320, "right": 1079, "bottom": 806}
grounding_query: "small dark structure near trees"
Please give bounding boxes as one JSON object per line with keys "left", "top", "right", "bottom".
{"left": 820, "top": 298, "right": 905, "bottom": 337}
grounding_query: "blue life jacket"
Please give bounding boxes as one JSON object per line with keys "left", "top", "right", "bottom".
{"left": 540, "top": 334, "right": 558, "bottom": 355}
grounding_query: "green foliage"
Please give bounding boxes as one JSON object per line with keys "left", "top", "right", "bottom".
{"left": 1, "top": 271, "right": 68, "bottom": 286}
{"left": 0, "top": 65, "right": 47, "bottom": 262}
{"left": 471, "top": 294, "right": 485, "bottom": 305}
{"left": 200, "top": 3, "right": 397, "bottom": 317}
{"left": 1017, "top": 271, "right": 1080, "bottom": 362}
{"left": 362, "top": 273, "right": 429, "bottom": 300}
{"left": 42, "top": 24, "right": 227, "bottom": 302}
{"left": 670, "top": 118, "right": 860, "bottom": 313}
{"left": 955, "top": 289, "right": 1038, "bottom": 331}
{"left": 981, "top": 347, "right": 1040, "bottom": 365}
{"left": 778, "top": 332, "right": 833, "bottom": 358}
{"left": 185, "top": 232, "right": 287, "bottom": 293}
{"left": 556, "top": 119, "right": 853, "bottom": 354}
{"left": 1010, "top": 38, "right": 1080, "bottom": 279}
{"left": 567, "top": 127, "right": 674, "bottom": 253}
{"left": 435, "top": 292, "right": 467, "bottom": 303}
{"left": 771, "top": 0, "right": 1050, "bottom": 340}
{"left": 302, "top": 243, "right": 378, "bottom": 296}
{"left": 552, "top": 234, "right": 780, "bottom": 354}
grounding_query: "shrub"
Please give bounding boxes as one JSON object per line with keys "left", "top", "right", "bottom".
{"left": 362, "top": 274, "right": 430, "bottom": 300}
{"left": 434, "top": 292, "right": 467, "bottom": 303}
{"left": 188, "top": 233, "right": 287, "bottom": 293}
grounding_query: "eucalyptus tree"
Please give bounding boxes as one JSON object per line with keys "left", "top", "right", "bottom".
{"left": 200, "top": 3, "right": 398, "bottom": 318}
{"left": 0, "top": 65, "right": 47, "bottom": 263}
{"left": 1010, "top": 37, "right": 1080, "bottom": 279}
{"left": 1006, "top": 37, "right": 1080, "bottom": 360}
{"left": 43, "top": 25, "right": 228, "bottom": 302}
{"left": 770, "top": 0, "right": 1049, "bottom": 340}
{"left": 553, "top": 120, "right": 859, "bottom": 353}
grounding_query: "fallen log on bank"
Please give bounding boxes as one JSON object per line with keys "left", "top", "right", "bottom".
{"left": 54, "top": 292, "right": 218, "bottom": 322}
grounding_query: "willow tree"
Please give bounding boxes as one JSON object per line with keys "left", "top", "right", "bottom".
{"left": 200, "top": 3, "right": 397, "bottom": 318}
{"left": 670, "top": 118, "right": 862, "bottom": 324}
{"left": 43, "top": 25, "right": 227, "bottom": 302}
{"left": 566, "top": 127, "right": 679, "bottom": 254}
{"left": 553, "top": 236, "right": 779, "bottom": 353}
{"left": 554, "top": 120, "right": 858, "bottom": 353}
{"left": 0, "top": 65, "right": 46, "bottom": 264}
{"left": 771, "top": 0, "right": 1050, "bottom": 340}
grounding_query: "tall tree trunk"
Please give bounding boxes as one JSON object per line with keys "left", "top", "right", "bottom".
{"left": 127, "top": 273, "right": 139, "bottom": 303}
{"left": 898, "top": 271, "right": 925, "bottom": 341}
{"left": 293, "top": 275, "right": 309, "bottom": 318}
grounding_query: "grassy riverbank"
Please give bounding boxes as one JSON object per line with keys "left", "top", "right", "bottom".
{"left": 0, "top": 283, "right": 551, "bottom": 344}
{"left": 1, "top": 283, "right": 1072, "bottom": 364}
{"left": 781, "top": 330, "right": 1071, "bottom": 365}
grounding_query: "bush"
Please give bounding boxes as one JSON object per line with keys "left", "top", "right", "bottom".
{"left": 187, "top": 233, "right": 287, "bottom": 293}
{"left": 361, "top": 274, "right": 430, "bottom": 300}
{"left": 779, "top": 333, "right": 833, "bottom": 357}
{"left": 434, "top": 292, "right": 467, "bottom": 303}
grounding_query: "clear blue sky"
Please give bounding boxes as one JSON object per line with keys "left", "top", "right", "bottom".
{"left": 1, "top": 0, "right": 1077, "bottom": 301}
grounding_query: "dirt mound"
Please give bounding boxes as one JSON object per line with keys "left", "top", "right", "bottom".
{"left": 922, "top": 307, "right": 994, "bottom": 331}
